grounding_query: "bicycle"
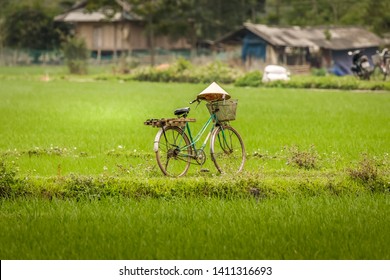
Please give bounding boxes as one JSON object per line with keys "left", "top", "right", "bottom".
{"left": 144, "top": 97, "right": 246, "bottom": 177}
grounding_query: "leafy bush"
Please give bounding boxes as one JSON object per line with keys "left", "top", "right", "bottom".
{"left": 131, "top": 59, "right": 241, "bottom": 84}
{"left": 234, "top": 70, "right": 262, "bottom": 87}
{"left": 196, "top": 61, "right": 241, "bottom": 84}
{"left": 311, "top": 68, "right": 328, "bottom": 76}
{"left": 62, "top": 37, "right": 89, "bottom": 74}
{"left": 173, "top": 57, "right": 192, "bottom": 72}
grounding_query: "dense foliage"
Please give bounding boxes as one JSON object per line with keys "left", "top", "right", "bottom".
{"left": 0, "top": 0, "right": 389, "bottom": 54}
{"left": 0, "top": 1, "right": 72, "bottom": 51}
{"left": 3, "top": 7, "right": 68, "bottom": 51}
{"left": 263, "top": 0, "right": 390, "bottom": 36}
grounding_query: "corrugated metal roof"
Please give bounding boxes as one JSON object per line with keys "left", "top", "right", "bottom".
{"left": 54, "top": 3, "right": 142, "bottom": 23}
{"left": 246, "top": 24, "right": 319, "bottom": 47}
{"left": 55, "top": 9, "right": 124, "bottom": 22}
{"left": 220, "top": 23, "right": 383, "bottom": 50}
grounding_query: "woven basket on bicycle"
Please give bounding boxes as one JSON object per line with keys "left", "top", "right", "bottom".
{"left": 206, "top": 99, "right": 238, "bottom": 122}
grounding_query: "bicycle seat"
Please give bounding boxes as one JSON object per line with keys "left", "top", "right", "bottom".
{"left": 174, "top": 107, "right": 190, "bottom": 117}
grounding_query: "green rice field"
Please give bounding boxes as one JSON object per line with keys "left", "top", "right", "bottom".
{"left": 1, "top": 195, "right": 389, "bottom": 259}
{"left": 0, "top": 66, "right": 389, "bottom": 259}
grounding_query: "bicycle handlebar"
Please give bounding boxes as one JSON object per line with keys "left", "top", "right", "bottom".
{"left": 190, "top": 98, "right": 200, "bottom": 105}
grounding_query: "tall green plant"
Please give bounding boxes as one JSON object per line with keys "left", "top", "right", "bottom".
{"left": 62, "top": 36, "right": 89, "bottom": 74}
{"left": 0, "top": 159, "right": 17, "bottom": 198}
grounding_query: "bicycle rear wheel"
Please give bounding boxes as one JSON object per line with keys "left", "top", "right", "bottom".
{"left": 154, "top": 126, "right": 192, "bottom": 177}
{"left": 210, "top": 125, "right": 245, "bottom": 174}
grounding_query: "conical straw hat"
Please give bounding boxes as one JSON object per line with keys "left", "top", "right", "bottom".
{"left": 197, "top": 82, "right": 231, "bottom": 101}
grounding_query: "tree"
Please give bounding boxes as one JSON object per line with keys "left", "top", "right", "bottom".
{"left": 3, "top": 6, "right": 69, "bottom": 50}
{"left": 363, "top": 0, "right": 390, "bottom": 36}
{"left": 267, "top": 0, "right": 390, "bottom": 35}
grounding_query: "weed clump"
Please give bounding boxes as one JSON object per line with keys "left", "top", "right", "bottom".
{"left": 348, "top": 154, "right": 378, "bottom": 182}
{"left": 348, "top": 154, "right": 389, "bottom": 193}
{"left": 286, "top": 145, "right": 319, "bottom": 169}
{"left": 0, "top": 159, "right": 18, "bottom": 198}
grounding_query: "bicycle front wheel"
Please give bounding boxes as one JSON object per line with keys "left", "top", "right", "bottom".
{"left": 210, "top": 125, "right": 245, "bottom": 174}
{"left": 154, "top": 126, "right": 192, "bottom": 177}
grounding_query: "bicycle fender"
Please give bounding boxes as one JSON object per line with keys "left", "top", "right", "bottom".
{"left": 153, "top": 128, "right": 164, "bottom": 152}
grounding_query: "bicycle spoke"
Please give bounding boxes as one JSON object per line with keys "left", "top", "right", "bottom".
{"left": 218, "top": 130, "right": 235, "bottom": 153}
{"left": 211, "top": 126, "right": 245, "bottom": 174}
{"left": 155, "top": 126, "right": 191, "bottom": 177}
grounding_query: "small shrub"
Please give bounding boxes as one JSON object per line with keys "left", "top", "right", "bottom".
{"left": 286, "top": 145, "right": 319, "bottom": 169}
{"left": 235, "top": 71, "right": 263, "bottom": 87}
{"left": 311, "top": 68, "right": 328, "bottom": 76}
{"left": 347, "top": 154, "right": 389, "bottom": 192}
{"left": 348, "top": 154, "right": 378, "bottom": 183}
{"left": 62, "top": 36, "right": 89, "bottom": 74}
{"left": 173, "top": 57, "right": 192, "bottom": 72}
{"left": 197, "top": 61, "right": 240, "bottom": 84}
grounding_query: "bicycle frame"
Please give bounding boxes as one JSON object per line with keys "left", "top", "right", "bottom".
{"left": 182, "top": 113, "right": 217, "bottom": 160}
{"left": 155, "top": 108, "right": 227, "bottom": 163}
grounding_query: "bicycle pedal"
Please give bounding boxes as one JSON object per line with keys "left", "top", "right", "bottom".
{"left": 200, "top": 168, "right": 210, "bottom": 173}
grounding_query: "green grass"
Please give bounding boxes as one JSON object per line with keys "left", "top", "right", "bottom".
{"left": 0, "top": 77, "right": 389, "bottom": 177}
{"left": 1, "top": 195, "right": 389, "bottom": 259}
{"left": 0, "top": 66, "right": 389, "bottom": 260}
{"left": 0, "top": 65, "right": 114, "bottom": 77}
